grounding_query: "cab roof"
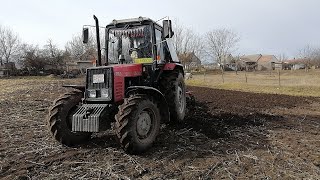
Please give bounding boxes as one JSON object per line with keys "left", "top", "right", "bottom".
{"left": 108, "top": 17, "right": 161, "bottom": 27}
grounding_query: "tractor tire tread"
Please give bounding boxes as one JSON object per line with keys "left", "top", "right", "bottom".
{"left": 47, "top": 91, "right": 91, "bottom": 146}
{"left": 115, "top": 94, "right": 160, "bottom": 154}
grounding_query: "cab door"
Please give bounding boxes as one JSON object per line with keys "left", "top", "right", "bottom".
{"left": 154, "top": 25, "right": 165, "bottom": 64}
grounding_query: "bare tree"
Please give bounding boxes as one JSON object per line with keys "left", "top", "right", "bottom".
{"left": 0, "top": 25, "right": 21, "bottom": 65}
{"left": 172, "top": 21, "right": 205, "bottom": 71}
{"left": 205, "top": 28, "right": 240, "bottom": 69}
{"left": 19, "top": 44, "right": 46, "bottom": 73}
{"left": 43, "top": 39, "right": 61, "bottom": 57}
{"left": 20, "top": 42, "right": 69, "bottom": 74}
{"left": 312, "top": 48, "right": 320, "bottom": 67}
{"left": 43, "top": 39, "right": 64, "bottom": 70}
{"left": 277, "top": 53, "right": 288, "bottom": 62}
{"left": 297, "top": 45, "right": 318, "bottom": 70}
{"left": 298, "top": 45, "right": 314, "bottom": 59}
{"left": 65, "top": 30, "right": 98, "bottom": 62}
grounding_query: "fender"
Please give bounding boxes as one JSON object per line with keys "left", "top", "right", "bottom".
{"left": 62, "top": 85, "right": 85, "bottom": 92}
{"left": 126, "top": 86, "right": 170, "bottom": 123}
{"left": 163, "top": 63, "right": 184, "bottom": 76}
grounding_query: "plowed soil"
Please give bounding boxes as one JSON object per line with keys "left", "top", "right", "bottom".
{"left": 0, "top": 77, "right": 319, "bottom": 179}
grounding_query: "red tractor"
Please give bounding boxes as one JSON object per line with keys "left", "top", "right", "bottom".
{"left": 48, "top": 16, "right": 190, "bottom": 154}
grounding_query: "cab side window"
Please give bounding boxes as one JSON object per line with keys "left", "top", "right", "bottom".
{"left": 155, "top": 29, "right": 164, "bottom": 63}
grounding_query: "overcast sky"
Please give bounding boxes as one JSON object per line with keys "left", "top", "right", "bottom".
{"left": 1, "top": 0, "right": 319, "bottom": 58}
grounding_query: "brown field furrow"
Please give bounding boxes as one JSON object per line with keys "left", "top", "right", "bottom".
{"left": 0, "top": 77, "right": 319, "bottom": 179}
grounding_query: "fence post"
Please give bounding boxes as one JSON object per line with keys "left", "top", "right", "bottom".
{"left": 221, "top": 68, "right": 224, "bottom": 83}
{"left": 245, "top": 71, "right": 248, "bottom": 83}
{"left": 278, "top": 69, "right": 281, "bottom": 86}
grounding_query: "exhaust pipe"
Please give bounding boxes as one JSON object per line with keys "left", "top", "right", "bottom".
{"left": 93, "top": 15, "right": 102, "bottom": 66}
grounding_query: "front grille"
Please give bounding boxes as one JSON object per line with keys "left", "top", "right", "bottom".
{"left": 87, "top": 68, "right": 112, "bottom": 90}
{"left": 72, "top": 104, "right": 108, "bottom": 132}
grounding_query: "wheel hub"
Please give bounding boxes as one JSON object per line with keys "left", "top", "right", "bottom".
{"left": 137, "top": 111, "right": 152, "bottom": 138}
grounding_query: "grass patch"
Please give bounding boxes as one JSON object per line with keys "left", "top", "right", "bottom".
{"left": 186, "top": 73, "right": 320, "bottom": 97}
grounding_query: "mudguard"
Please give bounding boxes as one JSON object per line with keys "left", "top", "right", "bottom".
{"left": 126, "top": 86, "right": 170, "bottom": 123}
{"left": 62, "top": 85, "right": 85, "bottom": 92}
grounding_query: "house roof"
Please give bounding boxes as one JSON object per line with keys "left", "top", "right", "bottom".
{"left": 179, "top": 52, "right": 201, "bottom": 64}
{"left": 240, "top": 54, "right": 262, "bottom": 62}
{"left": 258, "top": 55, "right": 279, "bottom": 63}
{"left": 241, "top": 54, "right": 279, "bottom": 63}
{"left": 284, "top": 58, "right": 308, "bottom": 64}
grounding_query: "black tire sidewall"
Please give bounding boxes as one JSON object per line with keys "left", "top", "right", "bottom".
{"left": 174, "top": 73, "right": 186, "bottom": 121}
{"left": 58, "top": 93, "right": 83, "bottom": 137}
{"left": 50, "top": 92, "right": 91, "bottom": 145}
{"left": 129, "top": 98, "right": 160, "bottom": 151}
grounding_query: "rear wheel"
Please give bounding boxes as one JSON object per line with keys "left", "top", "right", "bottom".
{"left": 160, "top": 70, "right": 186, "bottom": 122}
{"left": 115, "top": 95, "right": 160, "bottom": 154}
{"left": 48, "top": 91, "right": 92, "bottom": 146}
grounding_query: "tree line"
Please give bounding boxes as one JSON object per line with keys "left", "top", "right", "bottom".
{"left": 0, "top": 21, "right": 240, "bottom": 75}
{"left": 0, "top": 25, "right": 98, "bottom": 75}
{"left": 1, "top": 21, "right": 320, "bottom": 76}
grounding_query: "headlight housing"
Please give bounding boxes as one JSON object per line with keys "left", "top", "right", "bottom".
{"left": 87, "top": 88, "right": 111, "bottom": 100}
{"left": 88, "top": 90, "right": 96, "bottom": 98}
{"left": 100, "top": 88, "right": 111, "bottom": 99}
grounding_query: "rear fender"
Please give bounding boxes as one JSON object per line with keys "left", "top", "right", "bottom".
{"left": 126, "top": 86, "right": 170, "bottom": 123}
{"left": 163, "top": 63, "right": 184, "bottom": 76}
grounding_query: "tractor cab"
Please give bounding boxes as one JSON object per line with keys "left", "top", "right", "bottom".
{"left": 83, "top": 17, "right": 178, "bottom": 66}
{"left": 108, "top": 24, "right": 153, "bottom": 64}
{"left": 106, "top": 17, "right": 174, "bottom": 66}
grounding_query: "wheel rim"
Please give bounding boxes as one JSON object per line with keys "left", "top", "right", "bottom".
{"left": 177, "top": 82, "right": 185, "bottom": 114}
{"left": 136, "top": 109, "right": 153, "bottom": 139}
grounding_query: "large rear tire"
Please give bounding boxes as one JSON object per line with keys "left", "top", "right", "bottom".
{"left": 160, "top": 70, "right": 186, "bottom": 122}
{"left": 48, "top": 91, "right": 92, "bottom": 146}
{"left": 115, "top": 95, "right": 160, "bottom": 154}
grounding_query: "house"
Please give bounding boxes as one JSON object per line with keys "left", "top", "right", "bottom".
{"left": 284, "top": 58, "right": 309, "bottom": 70}
{"left": 76, "top": 60, "right": 95, "bottom": 74}
{"left": 221, "top": 54, "right": 237, "bottom": 71}
{"left": 0, "top": 66, "right": 7, "bottom": 77}
{"left": 179, "top": 52, "right": 201, "bottom": 71}
{"left": 0, "top": 62, "right": 16, "bottom": 77}
{"left": 257, "top": 55, "right": 281, "bottom": 70}
{"left": 240, "top": 54, "right": 261, "bottom": 71}
{"left": 240, "top": 54, "right": 280, "bottom": 71}
{"left": 222, "top": 54, "right": 249, "bottom": 71}
{"left": 203, "top": 63, "right": 220, "bottom": 70}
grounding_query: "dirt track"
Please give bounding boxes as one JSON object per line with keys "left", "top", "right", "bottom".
{"left": 0, "top": 78, "right": 320, "bottom": 179}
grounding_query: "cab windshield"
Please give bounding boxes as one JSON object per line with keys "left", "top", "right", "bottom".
{"left": 107, "top": 25, "right": 152, "bottom": 64}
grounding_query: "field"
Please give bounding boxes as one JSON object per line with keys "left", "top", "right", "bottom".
{"left": 0, "top": 76, "right": 320, "bottom": 179}
{"left": 188, "top": 69, "right": 320, "bottom": 97}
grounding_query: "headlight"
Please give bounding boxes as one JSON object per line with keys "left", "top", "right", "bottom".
{"left": 88, "top": 90, "right": 96, "bottom": 98}
{"left": 100, "top": 88, "right": 110, "bottom": 99}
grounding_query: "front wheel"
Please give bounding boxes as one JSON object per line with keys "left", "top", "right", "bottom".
{"left": 47, "top": 91, "right": 92, "bottom": 146}
{"left": 115, "top": 95, "right": 160, "bottom": 154}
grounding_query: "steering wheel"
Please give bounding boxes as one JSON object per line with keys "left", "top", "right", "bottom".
{"left": 129, "top": 47, "right": 138, "bottom": 52}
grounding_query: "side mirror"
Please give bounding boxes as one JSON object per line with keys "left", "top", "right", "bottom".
{"left": 163, "top": 20, "right": 174, "bottom": 38}
{"left": 83, "top": 28, "right": 89, "bottom": 44}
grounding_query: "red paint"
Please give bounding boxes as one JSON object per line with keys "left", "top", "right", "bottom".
{"left": 112, "top": 64, "right": 143, "bottom": 102}
{"left": 163, "top": 63, "right": 176, "bottom": 70}
{"left": 114, "top": 76, "right": 124, "bottom": 102}
{"left": 113, "top": 64, "right": 142, "bottom": 77}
